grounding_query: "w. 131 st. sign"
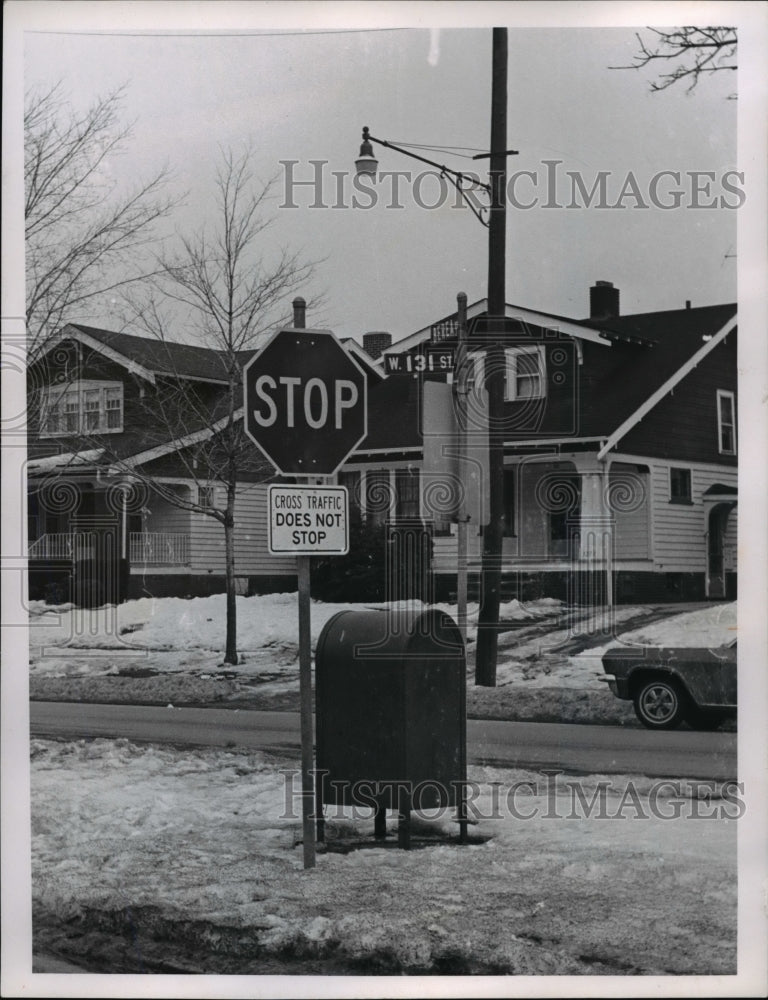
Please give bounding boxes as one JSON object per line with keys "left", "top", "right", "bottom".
{"left": 243, "top": 328, "right": 368, "bottom": 476}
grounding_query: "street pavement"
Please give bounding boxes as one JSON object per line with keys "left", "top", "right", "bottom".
{"left": 30, "top": 701, "right": 737, "bottom": 780}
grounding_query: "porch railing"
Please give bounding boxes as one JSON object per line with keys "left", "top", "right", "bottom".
{"left": 129, "top": 532, "right": 190, "bottom": 566}
{"left": 28, "top": 532, "right": 81, "bottom": 559}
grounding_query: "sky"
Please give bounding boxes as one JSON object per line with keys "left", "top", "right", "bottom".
{"left": 6, "top": 2, "right": 763, "bottom": 347}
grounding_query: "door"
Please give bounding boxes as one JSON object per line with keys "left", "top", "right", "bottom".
{"left": 706, "top": 504, "right": 732, "bottom": 599}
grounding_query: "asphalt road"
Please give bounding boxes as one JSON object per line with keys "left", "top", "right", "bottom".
{"left": 30, "top": 701, "right": 737, "bottom": 779}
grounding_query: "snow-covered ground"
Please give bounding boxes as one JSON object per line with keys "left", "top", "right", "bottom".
{"left": 30, "top": 736, "right": 737, "bottom": 977}
{"left": 23, "top": 595, "right": 745, "bottom": 981}
{"left": 28, "top": 595, "right": 738, "bottom": 728}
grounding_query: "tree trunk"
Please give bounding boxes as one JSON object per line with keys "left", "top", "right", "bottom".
{"left": 223, "top": 486, "right": 238, "bottom": 665}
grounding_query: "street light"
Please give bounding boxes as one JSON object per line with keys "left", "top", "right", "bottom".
{"left": 354, "top": 126, "right": 513, "bottom": 229}
{"left": 352, "top": 27, "right": 511, "bottom": 687}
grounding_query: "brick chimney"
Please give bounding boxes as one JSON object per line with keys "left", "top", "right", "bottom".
{"left": 362, "top": 331, "right": 392, "bottom": 360}
{"left": 589, "top": 281, "right": 620, "bottom": 320}
{"left": 292, "top": 296, "right": 306, "bottom": 329}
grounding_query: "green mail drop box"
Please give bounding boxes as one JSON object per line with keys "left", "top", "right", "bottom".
{"left": 315, "top": 606, "right": 467, "bottom": 845}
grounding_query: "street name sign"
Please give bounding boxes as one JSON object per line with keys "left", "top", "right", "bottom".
{"left": 383, "top": 348, "right": 455, "bottom": 376}
{"left": 243, "top": 328, "right": 368, "bottom": 476}
{"left": 268, "top": 485, "right": 349, "bottom": 555}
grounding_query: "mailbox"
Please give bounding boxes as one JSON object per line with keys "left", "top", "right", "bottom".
{"left": 315, "top": 606, "right": 467, "bottom": 847}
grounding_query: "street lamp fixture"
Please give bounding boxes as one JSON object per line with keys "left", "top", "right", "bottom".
{"left": 355, "top": 126, "right": 517, "bottom": 228}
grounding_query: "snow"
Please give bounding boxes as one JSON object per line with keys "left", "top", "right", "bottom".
{"left": 23, "top": 593, "right": 747, "bottom": 981}
{"left": 30, "top": 737, "right": 737, "bottom": 977}
{"left": 571, "top": 602, "right": 738, "bottom": 680}
{"left": 26, "top": 449, "right": 103, "bottom": 471}
{"left": 29, "top": 593, "right": 737, "bottom": 700}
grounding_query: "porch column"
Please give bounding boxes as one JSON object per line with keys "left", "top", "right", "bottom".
{"left": 572, "top": 456, "right": 614, "bottom": 608}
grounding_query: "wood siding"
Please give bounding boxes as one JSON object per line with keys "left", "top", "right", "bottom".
{"left": 143, "top": 488, "right": 191, "bottom": 536}
{"left": 190, "top": 484, "right": 295, "bottom": 576}
{"left": 610, "top": 463, "right": 650, "bottom": 560}
{"left": 648, "top": 462, "right": 737, "bottom": 571}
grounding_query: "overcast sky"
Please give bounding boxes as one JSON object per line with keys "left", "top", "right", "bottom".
{"left": 8, "top": 2, "right": 764, "bottom": 346}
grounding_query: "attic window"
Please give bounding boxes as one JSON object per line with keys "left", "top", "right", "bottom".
{"left": 39, "top": 380, "right": 123, "bottom": 437}
{"left": 717, "top": 390, "right": 736, "bottom": 455}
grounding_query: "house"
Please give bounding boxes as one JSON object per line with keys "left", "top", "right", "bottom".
{"left": 25, "top": 322, "right": 380, "bottom": 605}
{"left": 27, "top": 283, "right": 738, "bottom": 608}
{"left": 26, "top": 320, "right": 384, "bottom": 605}
{"left": 340, "top": 283, "right": 738, "bottom": 604}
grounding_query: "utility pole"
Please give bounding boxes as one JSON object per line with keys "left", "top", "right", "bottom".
{"left": 475, "top": 26, "right": 507, "bottom": 686}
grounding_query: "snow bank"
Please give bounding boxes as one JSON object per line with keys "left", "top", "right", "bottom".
{"left": 571, "top": 602, "right": 738, "bottom": 677}
{"left": 30, "top": 737, "right": 737, "bottom": 975}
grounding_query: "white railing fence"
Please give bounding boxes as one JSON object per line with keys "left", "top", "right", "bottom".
{"left": 29, "top": 531, "right": 191, "bottom": 566}
{"left": 128, "top": 532, "right": 190, "bottom": 566}
{"left": 27, "top": 532, "right": 80, "bottom": 559}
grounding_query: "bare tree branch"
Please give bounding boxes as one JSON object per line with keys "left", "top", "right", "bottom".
{"left": 25, "top": 83, "right": 183, "bottom": 358}
{"left": 610, "top": 26, "right": 737, "bottom": 97}
{"left": 116, "top": 146, "right": 319, "bottom": 662}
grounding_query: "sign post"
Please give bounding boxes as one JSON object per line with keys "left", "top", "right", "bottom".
{"left": 244, "top": 329, "right": 366, "bottom": 869}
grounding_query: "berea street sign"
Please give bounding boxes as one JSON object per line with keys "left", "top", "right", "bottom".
{"left": 243, "top": 328, "right": 367, "bottom": 476}
{"left": 268, "top": 485, "right": 349, "bottom": 554}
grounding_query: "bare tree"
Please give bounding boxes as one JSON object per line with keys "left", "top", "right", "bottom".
{"left": 25, "top": 83, "right": 178, "bottom": 358}
{"left": 116, "top": 148, "right": 316, "bottom": 664}
{"left": 612, "top": 27, "right": 737, "bottom": 96}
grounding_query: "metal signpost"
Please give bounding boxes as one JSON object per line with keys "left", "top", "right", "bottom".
{"left": 244, "top": 328, "right": 367, "bottom": 869}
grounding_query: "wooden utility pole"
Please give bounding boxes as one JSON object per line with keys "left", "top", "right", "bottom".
{"left": 475, "top": 27, "right": 508, "bottom": 686}
{"left": 455, "top": 292, "right": 469, "bottom": 648}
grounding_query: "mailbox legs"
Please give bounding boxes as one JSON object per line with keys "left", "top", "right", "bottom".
{"left": 374, "top": 803, "right": 387, "bottom": 840}
{"left": 315, "top": 770, "right": 325, "bottom": 844}
{"left": 397, "top": 786, "right": 412, "bottom": 850}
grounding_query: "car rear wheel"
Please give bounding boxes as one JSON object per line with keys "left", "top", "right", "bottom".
{"left": 633, "top": 677, "right": 687, "bottom": 730}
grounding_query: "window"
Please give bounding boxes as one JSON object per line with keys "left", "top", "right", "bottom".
{"left": 40, "top": 381, "right": 123, "bottom": 436}
{"left": 717, "top": 390, "right": 736, "bottom": 455}
{"left": 466, "top": 352, "right": 484, "bottom": 394}
{"left": 548, "top": 473, "right": 580, "bottom": 557}
{"left": 365, "top": 470, "right": 393, "bottom": 527}
{"left": 395, "top": 468, "right": 421, "bottom": 521}
{"left": 669, "top": 467, "right": 692, "bottom": 503}
{"left": 505, "top": 347, "right": 546, "bottom": 401}
{"left": 198, "top": 486, "right": 215, "bottom": 509}
{"left": 503, "top": 468, "right": 516, "bottom": 536}
{"left": 338, "top": 470, "right": 362, "bottom": 522}
{"left": 466, "top": 346, "right": 547, "bottom": 402}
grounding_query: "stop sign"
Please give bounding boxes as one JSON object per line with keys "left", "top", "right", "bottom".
{"left": 243, "top": 328, "right": 368, "bottom": 476}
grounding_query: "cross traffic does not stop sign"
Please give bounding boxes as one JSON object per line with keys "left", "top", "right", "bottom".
{"left": 243, "top": 328, "right": 368, "bottom": 476}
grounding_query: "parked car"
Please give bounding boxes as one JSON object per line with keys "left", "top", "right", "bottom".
{"left": 601, "top": 640, "right": 737, "bottom": 730}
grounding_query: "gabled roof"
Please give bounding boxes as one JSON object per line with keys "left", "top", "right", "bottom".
{"left": 57, "top": 324, "right": 231, "bottom": 384}
{"left": 384, "top": 298, "right": 613, "bottom": 358}
{"left": 582, "top": 303, "right": 737, "bottom": 444}
{"left": 364, "top": 299, "right": 737, "bottom": 453}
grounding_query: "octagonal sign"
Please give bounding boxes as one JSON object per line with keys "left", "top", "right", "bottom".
{"left": 243, "top": 328, "right": 368, "bottom": 476}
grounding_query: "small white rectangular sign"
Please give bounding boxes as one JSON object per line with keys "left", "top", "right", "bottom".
{"left": 268, "top": 485, "right": 349, "bottom": 555}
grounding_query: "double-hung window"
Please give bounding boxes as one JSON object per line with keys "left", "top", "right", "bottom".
{"left": 466, "top": 346, "right": 546, "bottom": 402}
{"left": 40, "top": 381, "right": 124, "bottom": 436}
{"left": 505, "top": 346, "right": 546, "bottom": 401}
{"left": 717, "top": 390, "right": 736, "bottom": 455}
